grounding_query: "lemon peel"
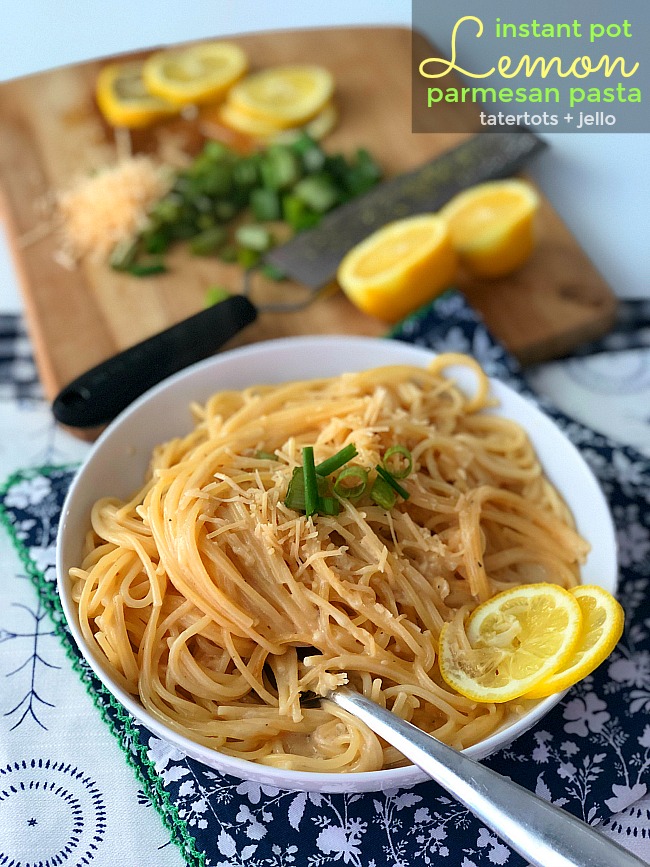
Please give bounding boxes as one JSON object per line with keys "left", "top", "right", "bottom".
{"left": 438, "top": 583, "right": 584, "bottom": 703}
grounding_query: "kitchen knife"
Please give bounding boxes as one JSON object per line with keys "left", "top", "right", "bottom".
{"left": 52, "top": 128, "right": 546, "bottom": 429}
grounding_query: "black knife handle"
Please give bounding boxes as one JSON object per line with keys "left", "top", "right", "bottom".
{"left": 52, "top": 294, "right": 257, "bottom": 428}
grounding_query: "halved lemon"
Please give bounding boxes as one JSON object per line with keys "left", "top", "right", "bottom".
{"left": 438, "top": 583, "right": 583, "bottom": 703}
{"left": 96, "top": 61, "right": 178, "bottom": 128}
{"left": 226, "top": 65, "right": 334, "bottom": 129}
{"left": 525, "top": 585, "right": 624, "bottom": 698}
{"left": 439, "top": 179, "right": 540, "bottom": 279}
{"left": 336, "top": 215, "right": 457, "bottom": 323}
{"left": 142, "top": 41, "right": 248, "bottom": 106}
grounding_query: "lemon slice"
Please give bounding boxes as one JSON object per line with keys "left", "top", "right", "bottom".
{"left": 439, "top": 179, "right": 540, "bottom": 279}
{"left": 525, "top": 585, "right": 624, "bottom": 698}
{"left": 438, "top": 583, "right": 583, "bottom": 703}
{"left": 226, "top": 65, "right": 334, "bottom": 129}
{"left": 142, "top": 41, "right": 248, "bottom": 106}
{"left": 96, "top": 61, "right": 178, "bottom": 128}
{"left": 216, "top": 100, "right": 289, "bottom": 138}
{"left": 216, "top": 99, "right": 338, "bottom": 141}
{"left": 336, "top": 215, "right": 457, "bottom": 323}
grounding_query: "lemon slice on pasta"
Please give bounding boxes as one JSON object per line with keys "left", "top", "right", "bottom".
{"left": 438, "top": 583, "right": 584, "bottom": 703}
{"left": 524, "top": 585, "right": 624, "bottom": 698}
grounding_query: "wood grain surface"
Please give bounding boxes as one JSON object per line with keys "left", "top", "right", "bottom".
{"left": 0, "top": 26, "right": 617, "bottom": 416}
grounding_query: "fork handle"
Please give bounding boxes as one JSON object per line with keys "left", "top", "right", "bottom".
{"left": 328, "top": 687, "right": 645, "bottom": 867}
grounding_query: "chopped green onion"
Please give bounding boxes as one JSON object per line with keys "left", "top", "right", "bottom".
{"left": 250, "top": 187, "right": 282, "bottom": 222}
{"left": 204, "top": 285, "right": 231, "bottom": 307}
{"left": 375, "top": 464, "right": 410, "bottom": 500}
{"left": 232, "top": 156, "right": 260, "bottom": 189}
{"left": 319, "top": 496, "right": 341, "bottom": 516}
{"left": 370, "top": 476, "right": 397, "bottom": 510}
{"left": 112, "top": 133, "right": 381, "bottom": 277}
{"left": 142, "top": 230, "right": 170, "bottom": 254}
{"left": 293, "top": 174, "right": 339, "bottom": 213}
{"left": 109, "top": 237, "right": 138, "bottom": 271}
{"left": 333, "top": 465, "right": 368, "bottom": 499}
{"left": 260, "top": 262, "right": 287, "bottom": 282}
{"left": 254, "top": 450, "right": 277, "bottom": 461}
{"left": 125, "top": 258, "right": 167, "bottom": 277}
{"left": 284, "top": 466, "right": 331, "bottom": 513}
{"left": 284, "top": 467, "right": 306, "bottom": 511}
{"left": 302, "top": 447, "right": 319, "bottom": 517}
{"left": 190, "top": 225, "right": 228, "bottom": 256}
{"left": 218, "top": 243, "right": 239, "bottom": 263}
{"left": 234, "top": 224, "right": 273, "bottom": 252}
{"left": 315, "top": 443, "right": 358, "bottom": 477}
{"left": 382, "top": 445, "right": 413, "bottom": 479}
{"left": 236, "top": 247, "right": 261, "bottom": 269}
{"left": 282, "top": 194, "right": 321, "bottom": 232}
{"left": 260, "top": 144, "right": 301, "bottom": 191}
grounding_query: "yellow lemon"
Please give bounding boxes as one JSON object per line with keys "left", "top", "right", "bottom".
{"left": 142, "top": 41, "right": 248, "bottom": 106}
{"left": 215, "top": 99, "right": 338, "bottom": 141}
{"left": 439, "top": 179, "right": 540, "bottom": 279}
{"left": 216, "top": 100, "right": 287, "bottom": 138}
{"left": 226, "top": 65, "right": 334, "bottom": 129}
{"left": 525, "top": 585, "right": 624, "bottom": 698}
{"left": 95, "top": 62, "right": 178, "bottom": 128}
{"left": 438, "top": 583, "right": 583, "bottom": 703}
{"left": 336, "top": 215, "right": 457, "bottom": 323}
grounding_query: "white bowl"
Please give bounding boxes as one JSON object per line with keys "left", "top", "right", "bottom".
{"left": 56, "top": 336, "right": 618, "bottom": 793}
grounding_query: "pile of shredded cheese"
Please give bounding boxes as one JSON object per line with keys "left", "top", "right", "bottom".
{"left": 57, "top": 155, "right": 171, "bottom": 262}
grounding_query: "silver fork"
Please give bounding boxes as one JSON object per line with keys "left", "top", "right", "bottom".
{"left": 327, "top": 687, "right": 646, "bottom": 867}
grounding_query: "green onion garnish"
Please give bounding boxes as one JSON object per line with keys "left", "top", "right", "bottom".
{"left": 375, "top": 465, "right": 410, "bottom": 500}
{"left": 370, "top": 476, "right": 397, "bottom": 510}
{"left": 284, "top": 467, "right": 306, "bottom": 511}
{"left": 315, "top": 443, "right": 358, "bottom": 477}
{"left": 302, "top": 447, "right": 319, "bottom": 517}
{"left": 333, "top": 465, "right": 368, "bottom": 499}
{"left": 125, "top": 258, "right": 167, "bottom": 277}
{"left": 319, "top": 496, "right": 341, "bottom": 516}
{"left": 382, "top": 444, "right": 413, "bottom": 480}
{"left": 204, "top": 285, "right": 231, "bottom": 307}
{"left": 255, "top": 450, "right": 277, "bottom": 461}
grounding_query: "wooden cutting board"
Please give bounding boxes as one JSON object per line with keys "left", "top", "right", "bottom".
{"left": 0, "top": 26, "right": 616, "bottom": 416}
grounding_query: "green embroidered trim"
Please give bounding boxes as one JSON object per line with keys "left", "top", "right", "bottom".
{"left": 0, "top": 465, "right": 206, "bottom": 867}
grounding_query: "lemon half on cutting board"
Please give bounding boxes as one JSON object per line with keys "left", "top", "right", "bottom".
{"left": 439, "top": 178, "right": 540, "bottom": 279}
{"left": 336, "top": 214, "right": 457, "bottom": 323}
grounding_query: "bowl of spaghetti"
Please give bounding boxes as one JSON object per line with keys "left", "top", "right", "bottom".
{"left": 56, "top": 336, "right": 617, "bottom": 793}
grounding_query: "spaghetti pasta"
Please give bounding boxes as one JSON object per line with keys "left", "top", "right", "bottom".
{"left": 69, "top": 355, "right": 590, "bottom": 772}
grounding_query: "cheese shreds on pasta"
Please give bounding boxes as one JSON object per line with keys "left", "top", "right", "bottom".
{"left": 57, "top": 155, "right": 171, "bottom": 261}
{"left": 69, "top": 356, "right": 590, "bottom": 773}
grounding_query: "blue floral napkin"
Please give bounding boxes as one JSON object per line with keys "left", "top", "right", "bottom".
{"left": 2, "top": 291, "right": 650, "bottom": 867}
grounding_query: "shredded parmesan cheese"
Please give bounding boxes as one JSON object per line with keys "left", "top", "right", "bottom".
{"left": 57, "top": 155, "right": 172, "bottom": 262}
